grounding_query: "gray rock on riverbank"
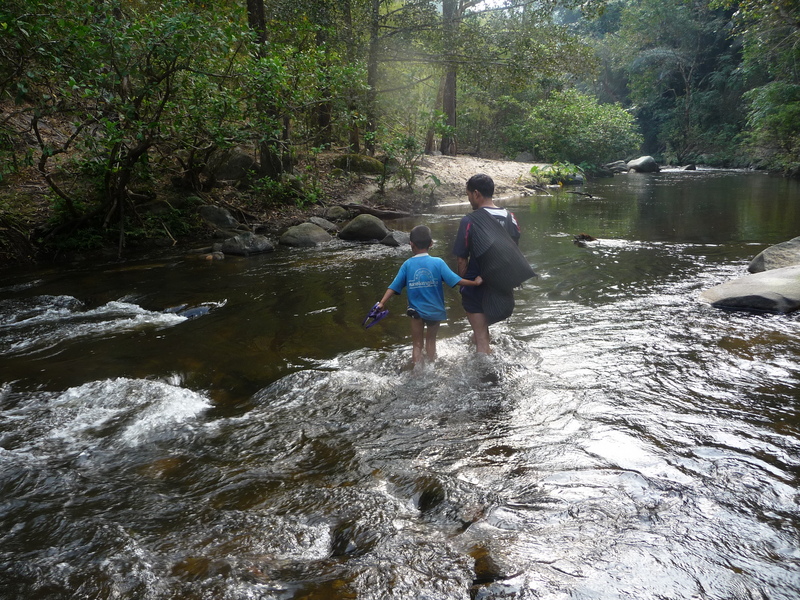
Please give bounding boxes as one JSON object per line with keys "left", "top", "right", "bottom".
{"left": 626, "top": 156, "right": 660, "bottom": 173}
{"left": 338, "top": 214, "right": 390, "bottom": 241}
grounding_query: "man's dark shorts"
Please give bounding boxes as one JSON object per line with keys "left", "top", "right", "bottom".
{"left": 460, "top": 285, "right": 484, "bottom": 314}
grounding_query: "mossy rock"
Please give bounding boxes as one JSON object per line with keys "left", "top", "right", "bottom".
{"left": 332, "top": 154, "right": 384, "bottom": 175}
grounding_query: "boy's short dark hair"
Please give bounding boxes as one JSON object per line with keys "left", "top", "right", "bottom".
{"left": 466, "top": 173, "right": 495, "bottom": 198}
{"left": 410, "top": 225, "right": 432, "bottom": 249}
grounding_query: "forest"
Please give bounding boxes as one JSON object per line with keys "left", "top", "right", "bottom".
{"left": 1, "top": 0, "right": 798, "bottom": 262}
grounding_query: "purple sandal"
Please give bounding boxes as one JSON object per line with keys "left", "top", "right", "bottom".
{"left": 362, "top": 302, "right": 389, "bottom": 329}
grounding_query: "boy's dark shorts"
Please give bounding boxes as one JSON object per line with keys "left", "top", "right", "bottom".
{"left": 406, "top": 307, "right": 439, "bottom": 326}
{"left": 460, "top": 285, "right": 484, "bottom": 314}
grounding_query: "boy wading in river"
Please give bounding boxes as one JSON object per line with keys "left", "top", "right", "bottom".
{"left": 376, "top": 225, "right": 483, "bottom": 365}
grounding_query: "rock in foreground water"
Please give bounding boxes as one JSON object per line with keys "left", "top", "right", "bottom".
{"left": 700, "top": 265, "right": 800, "bottom": 313}
{"left": 748, "top": 236, "right": 800, "bottom": 273}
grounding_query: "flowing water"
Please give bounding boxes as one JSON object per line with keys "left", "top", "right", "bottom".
{"left": 1, "top": 169, "right": 799, "bottom": 600}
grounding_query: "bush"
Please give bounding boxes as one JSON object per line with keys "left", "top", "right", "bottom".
{"left": 523, "top": 89, "right": 643, "bottom": 164}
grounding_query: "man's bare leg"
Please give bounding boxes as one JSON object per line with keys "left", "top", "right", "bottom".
{"left": 466, "top": 311, "right": 491, "bottom": 354}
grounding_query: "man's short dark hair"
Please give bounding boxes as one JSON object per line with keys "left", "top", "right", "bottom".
{"left": 410, "top": 225, "right": 432, "bottom": 249}
{"left": 466, "top": 173, "right": 494, "bottom": 198}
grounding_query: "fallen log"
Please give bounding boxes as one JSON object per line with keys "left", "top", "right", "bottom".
{"left": 338, "top": 203, "right": 411, "bottom": 219}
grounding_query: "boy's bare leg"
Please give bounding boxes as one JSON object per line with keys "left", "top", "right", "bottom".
{"left": 410, "top": 317, "right": 425, "bottom": 364}
{"left": 466, "top": 312, "right": 491, "bottom": 354}
{"left": 424, "top": 322, "right": 440, "bottom": 362}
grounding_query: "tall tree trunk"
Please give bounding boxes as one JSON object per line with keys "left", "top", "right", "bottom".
{"left": 365, "top": 0, "right": 380, "bottom": 156}
{"left": 246, "top": 0, "right": 266, "bottom": 46}
{"left": 424, "top": 77, "right": 446, "bottom": 154}
{"left": 343, "top": 0, "right": 360, "bottom": 153}
{"left": 440, "top": 0, "right": 458, "bottom": 156}
{"left": 314, "top": 22, "right": 333, "bottom": 147}
{"left": 440, "top": 68, "right": 457, "bottom": 155}
{"left": 247, "top": 0, "right": 290, "bottom": 178}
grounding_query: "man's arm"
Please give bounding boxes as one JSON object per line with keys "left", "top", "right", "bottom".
{"left": 456, "top": 256, "right": 468, "bottom": 277}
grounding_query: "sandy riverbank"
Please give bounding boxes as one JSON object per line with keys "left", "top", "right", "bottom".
{"left": 416, "top": 154, "right": 547, "bottom": 198}
{"left": 338, "top": 154, "right": 549, "bottom": 212}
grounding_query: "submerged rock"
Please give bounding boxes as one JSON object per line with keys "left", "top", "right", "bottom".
{"left": 381, "top": 230, "right": 410, "bottom": 247}
{"left": 279, "top": 222, "right": 332, "bottom": 247}
{"left": 748, "top": 236, "right": 800, "bottom": 273}
{"left": 220, "top": 232, "right": 274, "bottom": 256}
{"left": 699, "top": 265, "right": 800, "bottom": 313}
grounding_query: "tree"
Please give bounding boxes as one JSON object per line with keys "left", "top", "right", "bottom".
{"left": 0, "top": 0, "right": 248, "bottom": 254}
{"left": 714, "top": 0, "right": 800, "bottom": 173}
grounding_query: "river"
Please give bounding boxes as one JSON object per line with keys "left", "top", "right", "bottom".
{"left": 1, "top": 169, "right": 798, "bottom": 599}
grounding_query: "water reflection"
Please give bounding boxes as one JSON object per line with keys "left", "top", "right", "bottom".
{"left": 0, "top": 170, "right": 799, "bottom": 599}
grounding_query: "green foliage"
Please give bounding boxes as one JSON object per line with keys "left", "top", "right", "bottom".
{"left": 2, "top": 0, "right": 799, "bottom": 264}
{"left": 380, "top": 134, "right": 424, "bottom": 189}
{"left": 530, "top": 161, "right": 584, "bottom": 185}
{"left": 523, "top": 89, "right": 642, "bottom": 164}
{"left": 125, "top": 205, "right": 196, "bottom": 243}
{"left": 249, "top": 173, "right": 321, "bottom": 208}
{"left": 742, "top": 82, "right": 800, "bottom": 174}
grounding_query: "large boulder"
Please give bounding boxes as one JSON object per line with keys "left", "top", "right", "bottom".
{"left": 279, "top": 223, "right": 332, "bottom": 247}
{"left": 332, "top": 154, "right": 384, "bottom": 175}
{"left": 208, "top": 149, "right": 257, "bottom": 182}
{"left": 748, "top": 236, "right": 800, "bottom": 273}
{"left": 325, "top": 205, "right": 351, "bottom": 221}
{"left": 699, "top": 265, "right": 800, "bottom": 314}
{"left": 199, "top": 205, "right": 241, "bottom": 230}
{"left": 220, "top": 232, "right": 275, "bottom": 256}
{"left": 338, "top": 214, "right": 390, "bottom": 241}
{"left": 515, "top": 151, "right": 536, "bottom": 162}
{"left": 626, "top": 156, "right": 660, "bottom": 173}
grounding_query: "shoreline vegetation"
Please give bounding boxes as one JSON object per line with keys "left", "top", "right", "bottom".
{"left": 2, "top": 0, "right": 797, "bottom": 269}
{"left": 0, "top": 149, "right": 554, "bottom": 270}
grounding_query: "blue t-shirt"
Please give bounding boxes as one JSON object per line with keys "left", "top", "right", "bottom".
{"left": 388, "top": 253, "right": 463, "bottom": 321}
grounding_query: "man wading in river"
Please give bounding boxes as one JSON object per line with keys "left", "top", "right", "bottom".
{"left": 453, "top": 173, "right": 536, "bottom": 354}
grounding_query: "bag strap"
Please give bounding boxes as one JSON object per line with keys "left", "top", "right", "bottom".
{"left": 467, "top": 208, "right": 516, "bottom": 248}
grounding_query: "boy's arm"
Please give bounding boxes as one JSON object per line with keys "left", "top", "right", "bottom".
{"left": 458, "top": 275, "right": 483, "bottom": 287}
{"left": 377, "top": 289, "right": 397, "bottom": 308}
